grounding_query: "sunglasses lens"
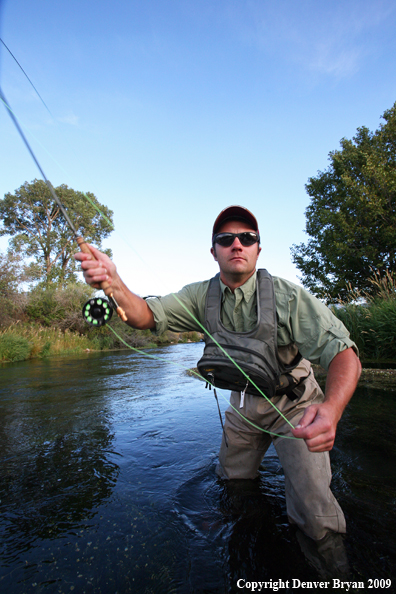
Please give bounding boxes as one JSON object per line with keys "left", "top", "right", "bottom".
{"left": 239, "top": 232, "right": 258, "bottom": 246}
{"left": 214, "top": 232, "right": 259, "bottom": 247}
{"left": 216, "top": 234, "right": 235, "bottom": 247}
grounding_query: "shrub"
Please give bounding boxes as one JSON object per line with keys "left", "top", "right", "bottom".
{"left": 25, "top": 283, "right": 94, "bottom": 331}
{"left": 0, "top": 334, "right": 31, "bottom": 362}
{"left": 180, "top": 331, "right": 202, "bottom": 343}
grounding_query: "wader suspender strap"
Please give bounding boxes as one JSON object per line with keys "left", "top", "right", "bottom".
{"left": 197, "top": 269, "right": 280, "bottom": 398}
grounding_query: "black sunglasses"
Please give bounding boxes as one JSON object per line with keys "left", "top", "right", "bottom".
{"left": 213, "top": 231, "right": 260, "bottom": 247}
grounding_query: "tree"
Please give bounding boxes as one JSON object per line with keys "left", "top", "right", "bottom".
{"left": 0, "top": 250, "right": 24, "bottom": 296}
{"left": 291, "top": 102, "right": 396, "bottom": 302}
{"left": 0, "top": 180, "right": 114, "bottom": 287}
{"left": 0, "top": 250, "right": 27, "bottom": 326}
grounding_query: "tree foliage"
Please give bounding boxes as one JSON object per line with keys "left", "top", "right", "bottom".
{"left": 291, "top": 102, "right": 396, "bottom": 302}
{"left": 0, "top": 250, "right": 27, "bottom": 326}
{"left": 0, "top": 179, "right": 114, "bottom": 286}
{"left": 0, "top": 250, "right": 25, "bottom": 297}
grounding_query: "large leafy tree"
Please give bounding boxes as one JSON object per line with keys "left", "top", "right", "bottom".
{"left": 291, "top": 102, "right": 396, "bottom": 302}
{"left": 0, "top": 179, "right": 114, "bottom": 286}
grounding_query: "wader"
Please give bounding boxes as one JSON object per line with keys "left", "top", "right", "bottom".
{"left": 199, "top": 271, "right": 346, "bottom": 541}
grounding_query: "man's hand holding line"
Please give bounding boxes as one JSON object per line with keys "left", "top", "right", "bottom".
{"left": 292, "top": 348, "right": 361, "bottom": 452}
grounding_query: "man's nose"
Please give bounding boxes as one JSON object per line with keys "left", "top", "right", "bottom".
{"left": 231, "top": 237, "right": 243, "bottom": 248}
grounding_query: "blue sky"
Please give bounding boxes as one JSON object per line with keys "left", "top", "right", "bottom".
{"left": 1, "top": 0, "right": 395, "bottom": 296}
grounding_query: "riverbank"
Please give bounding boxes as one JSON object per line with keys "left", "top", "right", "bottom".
{"left": 312, "top": 364, "right": 396, "bottom": 390}
{"left": 0, "top": 322, "right": 204, "bottom": 363}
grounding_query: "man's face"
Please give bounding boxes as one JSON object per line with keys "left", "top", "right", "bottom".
{"left": 211, "top": 220, "right": 261, "bottom": 284}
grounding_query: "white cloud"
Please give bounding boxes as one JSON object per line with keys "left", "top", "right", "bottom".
{"left": 58, "top": 113, "right": 79, "bottom": 126}
{"left": 307, "top": 43, "right": 364, "bottom": 78}
{"left": 222, "top": 0, "right": 396, "bottom": 80}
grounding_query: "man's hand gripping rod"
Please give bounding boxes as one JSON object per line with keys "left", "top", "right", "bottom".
{"left": 76, "top": 237, "right": 127, "bottom": 322}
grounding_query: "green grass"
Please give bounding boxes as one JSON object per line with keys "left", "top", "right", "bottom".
{"left": 0, "top": 323, "right": 96, "bottom": 362}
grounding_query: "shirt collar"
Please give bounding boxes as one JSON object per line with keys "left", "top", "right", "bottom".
{"left": 219, "top": 271, "right": 257, "bottom": 303}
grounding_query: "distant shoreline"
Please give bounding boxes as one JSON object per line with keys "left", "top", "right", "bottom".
{"left": 312, "top": 364, "right": 396, "bottom": 390}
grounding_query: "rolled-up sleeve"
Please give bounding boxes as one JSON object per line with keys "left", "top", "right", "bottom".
{"left": 145, "top": 280, "right": 209, "bottom": 335}
{"left": 274, "top": 278, "right": 358, "bottom": 370}
{"left": 145, "top": 297, "right": 169, "bottom": 336}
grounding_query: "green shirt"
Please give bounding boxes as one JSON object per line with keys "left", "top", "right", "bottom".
{"left": 146, "top": 271, "right": 356, "bottom": 371}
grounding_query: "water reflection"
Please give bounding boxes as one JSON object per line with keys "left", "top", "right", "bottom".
{"left": 0, "top": 355, "right": 120, "bottom": 584}
{"left": 0, "top": 345, "right": 395, "bottom": 592}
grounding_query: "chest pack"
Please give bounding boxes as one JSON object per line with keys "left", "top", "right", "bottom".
{"left": 197, "top": 270, "right": 303, "bottom": 399}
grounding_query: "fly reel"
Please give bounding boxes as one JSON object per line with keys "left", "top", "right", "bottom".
{"left": 82, "top": 298, "right": 113, "bottom": 326}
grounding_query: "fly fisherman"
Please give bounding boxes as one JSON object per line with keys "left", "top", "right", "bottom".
{"left": 75, "top": 205, "right": 361, "bottom": 551}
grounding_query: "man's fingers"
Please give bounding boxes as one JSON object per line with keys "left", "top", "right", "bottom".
{"left": 88, "top": 274, "right": 108, "bottom": 284}
{"left": 293, "top": 424, "right": 335, "bottom": 451}
{"left": 74, "top": 251, "right": 93, "bottom": 262}
{"left": 292, "top": 403, "right": 336, "bottom": 452}
{"left": 74, "top": 244, "right": 116, "bottom": 289}
{"left": 85, "top": 268, "right": 109, "bottom": 284}
{"left": 293, "top": 405, "right": 319, "bottom": 431}
{"left": 84, "top": 243, "right": 102, "bottom": 259}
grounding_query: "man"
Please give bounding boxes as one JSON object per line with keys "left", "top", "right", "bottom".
{"left": 75, "top": 205, "right": 361, "bottom": 544}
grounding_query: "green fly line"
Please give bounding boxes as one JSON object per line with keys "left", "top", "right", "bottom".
{"left": 1, "top": 39, "right": 300, "bottom": 441}
{"left": 107, "top": 325, "right": 298, "bottom": 441}
{"left": 170, "top": 293, "right": 295, "bottom": 429}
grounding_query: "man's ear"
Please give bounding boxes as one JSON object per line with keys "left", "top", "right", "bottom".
{"left": 211, "top": 246, "right": 217, "bottom": 261}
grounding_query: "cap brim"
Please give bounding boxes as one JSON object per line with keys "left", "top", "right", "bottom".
{"left": 212, "top": 205, "right": 258, "bottom": 236}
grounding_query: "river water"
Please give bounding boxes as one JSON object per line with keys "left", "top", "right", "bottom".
{"left": 0, "top": 343, "right": 395, "bottom": 593}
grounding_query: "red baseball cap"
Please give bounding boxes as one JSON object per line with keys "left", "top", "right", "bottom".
{"left": 212, "top": 205, "right": 259, "bottom": 238}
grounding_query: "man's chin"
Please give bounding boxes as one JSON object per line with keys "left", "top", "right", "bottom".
{"left": 226, "top": 267, "right": 255, "bottom": 281}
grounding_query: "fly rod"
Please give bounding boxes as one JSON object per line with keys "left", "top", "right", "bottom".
{"left": 0, "top": 86, "right": 127, "bottom": 322}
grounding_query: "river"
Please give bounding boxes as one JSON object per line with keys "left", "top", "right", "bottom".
{"left": 0, "top": 343, "right": 395, "bottom": 593}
